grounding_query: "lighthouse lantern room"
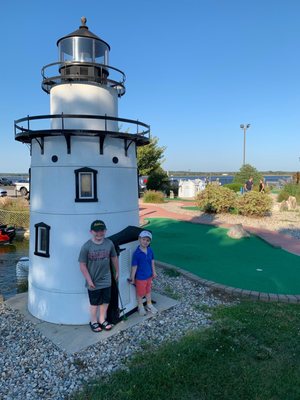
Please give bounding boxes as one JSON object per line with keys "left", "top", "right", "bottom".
{"left": 15, "top": 18, "right": 150, "bottom": 324}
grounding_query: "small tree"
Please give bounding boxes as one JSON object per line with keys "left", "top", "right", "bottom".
{"left": 146, "top": 167, "right": 170, "bottom": 193}
{"left": 233, "top": 164, "right": 263, "bottom": 187}
{"left": 137, "top": 137, "right": 166, "bottom": 176}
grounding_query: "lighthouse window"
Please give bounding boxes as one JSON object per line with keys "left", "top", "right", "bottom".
{"left": 34, "top": 222, "right": 50, "bottom": 258}
{"left": 80, "top": 173, "right": 93, "bottom": 197}
{"left": 75, "top": 167, "right": 98, "bottom": 202}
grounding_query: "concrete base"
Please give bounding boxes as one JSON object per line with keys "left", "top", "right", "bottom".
{"left": 6, "top": 291, "right": 178, "bottom": 354}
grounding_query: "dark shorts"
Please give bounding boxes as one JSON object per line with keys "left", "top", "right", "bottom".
{"left": 88, "top": 287, "right": 111, "bottom": 306}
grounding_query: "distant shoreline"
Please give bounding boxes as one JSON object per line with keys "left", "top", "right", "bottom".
{"left": 168, "top": 171, "right": 294, "bottom": 177}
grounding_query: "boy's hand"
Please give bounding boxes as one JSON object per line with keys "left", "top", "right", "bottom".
{"left": 153, "top": 271, "right": 157, "bottom": 279}
{"left": 88, "top": 281, "right": 95, "bottom": 289}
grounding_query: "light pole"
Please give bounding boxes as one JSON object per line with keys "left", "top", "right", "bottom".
{"left": 240, "top": 123, "right": 250, "bottom": 165}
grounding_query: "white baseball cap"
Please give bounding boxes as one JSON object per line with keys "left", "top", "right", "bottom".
{"left": 139, "top": 230, "right": 152, "bottom": 240}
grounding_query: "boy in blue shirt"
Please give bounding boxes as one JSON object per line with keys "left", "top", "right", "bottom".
{"left": 129, "top": 230, "right": 158, "bottom": 316}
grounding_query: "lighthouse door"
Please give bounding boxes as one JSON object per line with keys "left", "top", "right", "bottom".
{"left": 118, "top": 241, "right": 138, "bottom": 317}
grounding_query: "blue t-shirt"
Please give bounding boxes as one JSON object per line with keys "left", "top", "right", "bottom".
{"left": 131, "top": 246, "right": 154, "bottom": 280}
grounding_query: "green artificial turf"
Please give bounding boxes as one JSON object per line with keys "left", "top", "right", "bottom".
{"left": 147, "top": 218, "right": 300, "bottom": 295}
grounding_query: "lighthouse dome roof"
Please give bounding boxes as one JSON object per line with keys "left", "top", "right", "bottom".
{"left": 57, "top": 17, "right": 110, "bottom": 50}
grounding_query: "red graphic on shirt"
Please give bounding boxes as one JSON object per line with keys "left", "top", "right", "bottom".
{"left": 88, "top": 250, "right": 110, "bottom": 260}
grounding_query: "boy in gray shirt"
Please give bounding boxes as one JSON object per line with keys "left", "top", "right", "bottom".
{"left": 79, "top": 220, "right": 119, "bottom": 332}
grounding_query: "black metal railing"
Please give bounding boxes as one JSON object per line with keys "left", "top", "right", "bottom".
{"left": 14, "top": 113, "right": 150, "bottom": 144}
{"left": 41, "top": 62, "right": 126, "bottom": 96}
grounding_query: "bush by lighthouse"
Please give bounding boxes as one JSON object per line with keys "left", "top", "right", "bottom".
{"left": 15, "top": 17, "right": 150, "bottom": 324}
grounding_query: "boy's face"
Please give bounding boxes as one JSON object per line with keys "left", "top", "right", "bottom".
{"left": 139, "top": 236, "right": 151, "bottom": 248}
{"left": 91, "top": 229, "right": 106, "bottom": 242}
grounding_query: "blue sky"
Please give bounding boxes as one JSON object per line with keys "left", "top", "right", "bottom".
{"left": 1, "top": 0, "right": 300, "bottom": 173}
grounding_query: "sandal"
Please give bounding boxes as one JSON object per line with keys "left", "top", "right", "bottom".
{"left": 89, "top": 322, "right": 102, "bottom": 332}
{"left": 99, "top": 320, "right": 112, "bottom": 331}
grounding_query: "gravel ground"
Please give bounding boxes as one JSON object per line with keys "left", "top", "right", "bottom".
{"left": 0, "top": 266, "right": 233, "bottom": 400}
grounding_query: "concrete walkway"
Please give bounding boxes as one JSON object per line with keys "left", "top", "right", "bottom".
{"left": 6, "top": 291, "right": 178, "bottom": 354}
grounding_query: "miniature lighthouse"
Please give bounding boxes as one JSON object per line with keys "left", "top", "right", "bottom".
{"left": 15, "top": 18, "right": 150, "bottom": 324}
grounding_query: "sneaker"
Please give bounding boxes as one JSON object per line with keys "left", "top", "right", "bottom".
{"left": 145, "top": 304, "right": 158, "bottom": 314}
{"left": 138, "top": 305, "right": 147, "bottom": 316}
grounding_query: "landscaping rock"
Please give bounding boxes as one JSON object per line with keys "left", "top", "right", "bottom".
{"left": 287, "top": 196, "right": 297, "bottom": 210}
{"left": 279, "top": 197, "right": 297, "bottom": 211}
{"left": 279, "top": 201, "right": 289, "bottom": 212}
{"left": 227, "top": 224, "right": 250, "bottom": 239}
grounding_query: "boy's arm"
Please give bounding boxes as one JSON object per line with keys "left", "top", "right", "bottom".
{"left": 152, "top": 259, "right": 157, "bottom": 278}
{"left": 79, "top": 262, "right": 95, "bottom": 289}
{"left": 130, "top": 265, "right": 137, "bottom": 282}
{"left": 111, "top": 256, "right": 119, "bottom": 280}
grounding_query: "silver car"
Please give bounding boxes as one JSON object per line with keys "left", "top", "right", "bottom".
{"left": 0, "top": 187, "right": 7, "bottom": 197}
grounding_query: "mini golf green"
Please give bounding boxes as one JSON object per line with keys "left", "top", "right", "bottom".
{"left": 147, "top": 218, "right": 300, "bottom": 295}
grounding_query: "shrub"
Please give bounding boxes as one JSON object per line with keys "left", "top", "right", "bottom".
{"left": 233, "top": 163, "right": 263, "bottom": 186}
{"left": 143, "top": 190, "right": 165, "bottom": 203}
{"left": 146, "top": 167, "right": 170, "bottom": 193}
{"left": 278, "top": 183, "right": 300, "bottom": 204}
{"left": 237, "top": 191, "right": 272, "bottom": 217}
{"left": 223, "top": 183, "right": 242, "bottom": 193}
{"left": 196, "top": 185, "right": 237, "bottom": 213}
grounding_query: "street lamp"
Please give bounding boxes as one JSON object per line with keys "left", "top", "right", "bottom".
{"left": 240, "top": 123, "right": 251, "bottom": 165}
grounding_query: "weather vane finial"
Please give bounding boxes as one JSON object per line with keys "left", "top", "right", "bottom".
{"left": 81, "top": 16, "right": 87, "bottom": 26}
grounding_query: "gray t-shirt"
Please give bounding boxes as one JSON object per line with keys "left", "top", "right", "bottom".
{"left": 78, "top": 238, "right": 117, "bottom": 290}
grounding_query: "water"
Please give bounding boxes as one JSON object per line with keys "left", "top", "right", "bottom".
{"left": 0, "top": 239, "right": 29, "bottom": 300}
{"left": 170, "top": 175, "right": 292, "bottom": 186}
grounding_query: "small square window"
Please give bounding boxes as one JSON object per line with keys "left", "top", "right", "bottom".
{"left": 75, "top": 167, "right": 98, "bottom": 202}
{"left": 34, "top": 222, "right": 50, "bottom": 258}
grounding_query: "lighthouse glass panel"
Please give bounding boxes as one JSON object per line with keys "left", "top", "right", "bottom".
{"left": 39, "top": 227, "right": 48, "bottom": 253}
{"left": 59, "top": 37, "right": 109, "bottom": 64}
{"left": 79, "top": 172, "right": 93, "bottom": 199}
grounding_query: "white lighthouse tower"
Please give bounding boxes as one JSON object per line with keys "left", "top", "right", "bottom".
{"left": 15, "top": 18, "right": 150, "bottom": 324}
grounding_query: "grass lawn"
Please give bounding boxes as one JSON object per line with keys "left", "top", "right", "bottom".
{"left": 72, "top": 301, "right": 300, "bottom": 400}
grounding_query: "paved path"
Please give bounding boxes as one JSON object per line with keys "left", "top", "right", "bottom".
{"left": 140, "top": 200, "right": 300, "bottom": 303}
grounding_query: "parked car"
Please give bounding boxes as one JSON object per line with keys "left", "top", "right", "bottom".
{"left": 0, "top": 177, "right": 13, "bottom": 186}
{"left": 0, "top": 187, "right": 7, "bottom": 197}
